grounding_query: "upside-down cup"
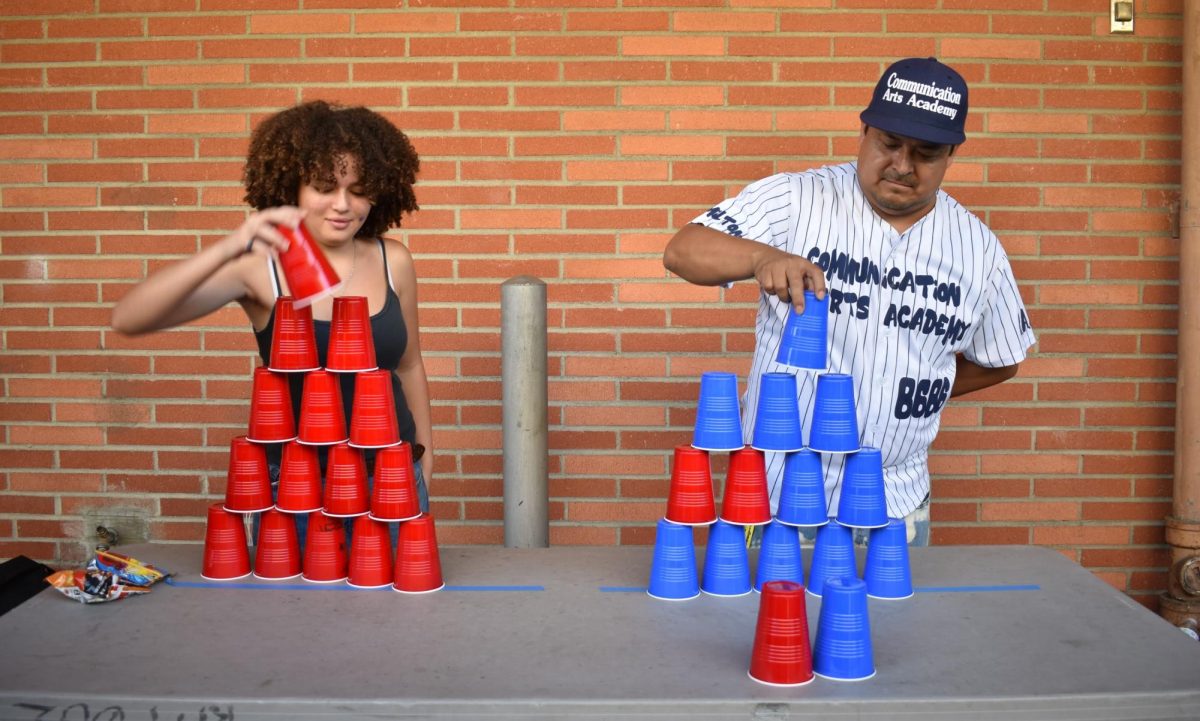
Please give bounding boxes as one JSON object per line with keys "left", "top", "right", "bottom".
{"left": 775, "top": 291, "right": 829, "bottom": 371}
{"left": 813, "top": 576, "right": 876, "bottom": 681}
{"left": 326, "top": 295, "right": 377, "bottom": 373}
{"left": 807, "top": 373, "right": 860, "bottom": 454}
{"left": 701, "top": 518, "right": 752, "bottom": 597}
{"left": 776, "top": 449, "right": 829, "bottom": 527}
{"left": 647, "top": 518, "right": 700, "bottom": 601}
{"left": 864, "top": 518, "right": 914, "bottom": 600}
{"left": 323, "top": 442, "right": 369, "bottom": 517}
{"left": 297, "top": 369, "right": 348, "bottom": 445}
{"left": 749, "top": 580, "right": 814, "bottom": 687}
{"left": 349, "top": 369, "right": 401, "bottom": 449}
{"left": 348, "top": 515, "right": 394, "bottom": 589}
{"left": 718, "top": 446, "right": 772, "bottom": 526}
{"left": 246, "top": 366, "right": 297, "bottom": 443}
{"left": 393, "top": 513, "right": 445, "bottom": 594}
{"left": 274, "top": 441, "right": 323, "bottom": 514}
{"left": 223, "top": 436, "right": 274, "bottom": 513}
{"left": 370, "top": 442, "right": 422, "bottom": 522}
{"left": 807, "top": 519, "right": 858, "bottom": 598}
{"left": 267, "top": 296, "right": 320, "bottom": 373}
{"left": 302, "top": 511, "right": 348, "bottom": 583}
{"left": 836, "top": 447, "right": 888, "bottom": 529}
{"left": 253, "top": 508, "right": 301, "bottom": 581}
{"left": 665, "top": 445, "right": 717, "bottom": 526}
{"left": 692, "top": 371, "right": 744, "bottom": 452}
{"left": 201, "top": 504, "right": 251, "bottom": 581}
{"left": 755, "top": 519, "right": 804, "bottom": 592}
{"left": 751, "top": 372, "right": 804, "bottom": 453}
{"left": 275, "top": 222, "right": 342, "bottom": 309}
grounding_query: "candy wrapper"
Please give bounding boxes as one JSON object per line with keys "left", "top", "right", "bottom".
{"left": 93, "top": 549, "right": 166, "bottom": 587}
{"left": 46, "top": 551, "right": 168, "bottom": 605}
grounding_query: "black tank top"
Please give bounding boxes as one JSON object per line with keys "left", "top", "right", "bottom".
{"left": 253, "top": 239, "right": 418, "bottom": 468}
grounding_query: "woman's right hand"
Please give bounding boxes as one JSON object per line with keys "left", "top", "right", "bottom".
{"left": 112, "top": 206, "right": 308, "bottom": 336}
{"left": 224, "top": 206, "right": 306, "bottom": 260}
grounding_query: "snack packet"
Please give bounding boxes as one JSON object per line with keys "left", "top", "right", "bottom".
{"left": 46, "top": 568, "right": 152, "bottom": 604}
{"left": 93, "top": 549, "right": 166, "bottom": 587}
{"left": 45, "top": 550, "right": 167, "bottom": 604}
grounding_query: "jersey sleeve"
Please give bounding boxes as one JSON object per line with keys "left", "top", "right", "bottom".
{"left": 962, "top": 247, "right": 1036, "bottom": 368}
{"left": 689, "top": 173, "right": 796, "bottom": 251}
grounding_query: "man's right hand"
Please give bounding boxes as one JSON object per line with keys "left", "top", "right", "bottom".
{"left": 751, "top": 248, "right": 826, "bottom": 314}
{"left": 663, "top": 223, "right": 826, "bottom": 314}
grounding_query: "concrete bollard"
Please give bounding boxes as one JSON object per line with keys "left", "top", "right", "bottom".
{"left": 501, "top": 276, "right": 549, "bottom": 548}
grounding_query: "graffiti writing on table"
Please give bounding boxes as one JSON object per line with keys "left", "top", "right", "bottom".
{"left": 12, "top": 703, "right": 234, "bottom": 721}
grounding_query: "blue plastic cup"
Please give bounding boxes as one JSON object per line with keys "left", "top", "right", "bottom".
{"left": 812, "top": 576, "right": 876, "bottom": 681}
{"left": 776, "top": 449, "right": 829, "bottom": 527}
{"left": 751, "top": 372, "right": 804, "bottom": 452}
{"left": 807, "top": 374, "right": 860, "bottom": 454}
{"left": 775, "top": 291, "right": 828, "bottom": 370}
{"left": 692, "top": 372, "right": 744, "bottom": 452}
{"left": 701, "top": 519, "right": 752, "bottom": 597}
{"left": 754, "top": 519, "right": 804, "bottom": 592}
{"left": 806, "top": 519, "right": 857, "bottom": 598}
{"left": 864, "top": 518, "right": 913, "bottom": 600}
{"left": 835, "top": 447, "right": 888, "bottom": 529}
{"left": 647, "top": 518, "right": 700, "bottom": 601}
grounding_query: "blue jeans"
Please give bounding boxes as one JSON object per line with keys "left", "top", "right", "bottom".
{"left": 747, "top": 495, "right": 931, "bottom": 548}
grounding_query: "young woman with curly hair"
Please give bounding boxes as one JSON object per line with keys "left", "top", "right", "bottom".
{"left": 112, "top": 100, "right": 433, "bottom": 538}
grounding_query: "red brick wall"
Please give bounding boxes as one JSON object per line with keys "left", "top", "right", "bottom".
{"left": 0, "top": 2, "right": 1183, "bottom": 608}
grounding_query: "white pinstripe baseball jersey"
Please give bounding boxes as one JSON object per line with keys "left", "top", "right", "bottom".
{"left": 692, "top": 163, "right": 1036, "bottom": 518}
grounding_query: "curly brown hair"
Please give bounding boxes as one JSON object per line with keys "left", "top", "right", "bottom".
{"left": 243, "top": 100, "right": 419, "bottom": 239}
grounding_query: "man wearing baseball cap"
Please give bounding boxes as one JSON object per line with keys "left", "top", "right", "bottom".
{"left": 663, "top": 58, "right": 1036, "bottom": 547}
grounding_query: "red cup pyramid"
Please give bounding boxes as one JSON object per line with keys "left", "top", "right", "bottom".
{"left": 205, "top": 295, "right": 439, "bottom": 591}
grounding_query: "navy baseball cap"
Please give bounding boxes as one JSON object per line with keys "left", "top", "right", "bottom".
{"left": 859, "top": 57, "right": 968, "bottom": 146}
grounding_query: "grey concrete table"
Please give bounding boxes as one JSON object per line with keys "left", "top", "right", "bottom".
{"left": 1, "top": 543, "right": 1198, "bottom": 720}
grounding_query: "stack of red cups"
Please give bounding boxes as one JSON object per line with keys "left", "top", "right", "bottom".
{"left": 201, "top": 293, "right": 441, "bottom": 591}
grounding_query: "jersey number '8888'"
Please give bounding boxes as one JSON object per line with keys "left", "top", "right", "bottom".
{"left": 894, "top": 376, "right": 951, "bottom": 420}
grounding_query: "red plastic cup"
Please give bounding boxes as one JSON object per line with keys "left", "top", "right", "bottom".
{"left": 393, "top": 513, "right": 444, "bottom": 594}
{"left": 349, "top": 369, "right": 401, "bottom": 449}
{"left": 297, "top": 369, "right": 348, "bottom": 445}
{"left": 223, "top": 436, "right": 274, "bottom": 513}
{"left": 348, "top": 516, "right": 395, "bottom": 588}
{"left": 246, "top": 367, "right": 297, "bottom": 443}
{"left": 275, "top": 222, "right": 342, "bottom": 309}
{"left": 254, "top": 508, "right": 301, "bottom": 580}
{"left": 370, "top": 442, "right": 422, "bottom": 522}
{"left": 274, "top": 441, "right": 323, "bottom": 514}
{"left": 202, "top": 503, "right": 251, "bottom": 581}
{"left": 665, "top": 444, "right": 717, "bottom": 526}
{"left": 749, "top": 580, "right": 815, "bottom": 687}
{"left": 323, "top": 442, "right": 369, "bottom": 517}
{"left": 302, "top": 511, "right": 347, "bottom": 583}
{"left": 719, "top": 446, "right": 772, "bottom": 526}
{"left": 326, "top": 296, "right": 377, "bottom": 373}
{"left": 268, "top": 296, "right": 320, "bottom": 373}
